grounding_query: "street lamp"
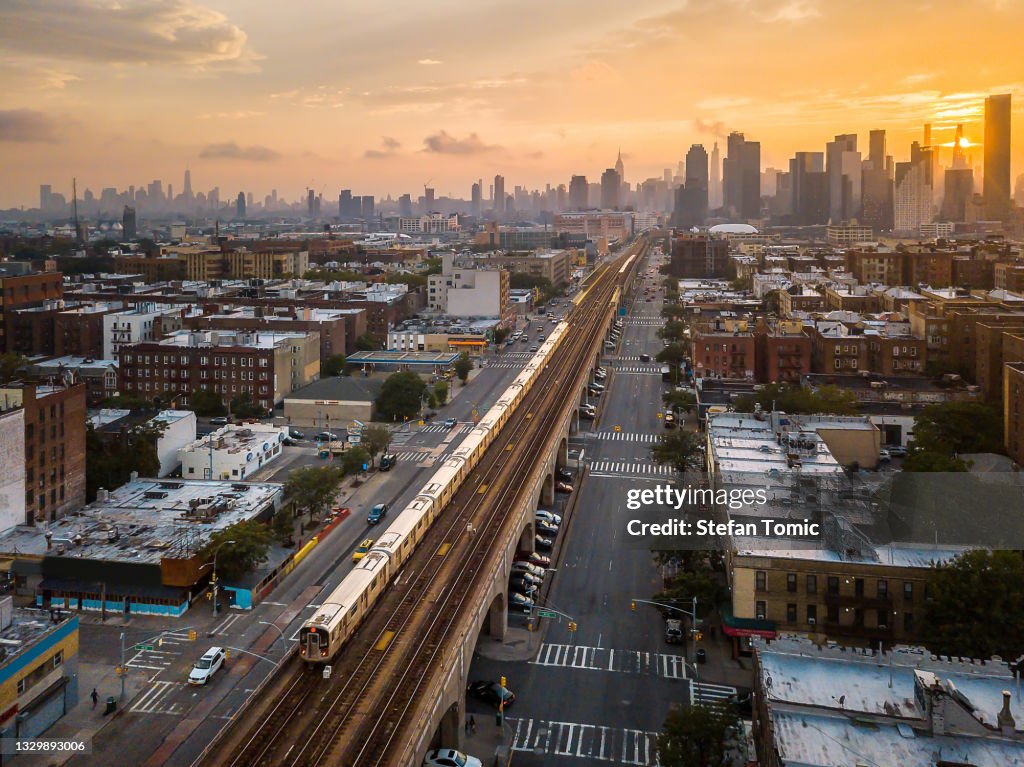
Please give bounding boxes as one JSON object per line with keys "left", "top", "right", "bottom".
{"left": 210, "top": 539, "right": 237, "bottom": 617}
{"left": 258, "top": 620, "right": 286, "bottom": 651}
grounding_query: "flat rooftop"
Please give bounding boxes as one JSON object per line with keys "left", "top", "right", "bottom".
{"left": 157, "top": 329, "right": 309, "bottom": 349}
{"left": 0, "top": 478, "right": 283, "bottom": 565}
{"left": 346, "top": 351, "right": 460, "bottom": 365}
{"left": 179, "top": 423, "right": 286, "bottom": 457}
{"left": 0, "top": 606, "right": 76, "bottom": 670}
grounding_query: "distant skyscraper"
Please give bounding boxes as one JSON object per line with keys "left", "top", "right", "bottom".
{"left": 399, "top": 193, "right": 413, "bottom": 218}
{"left": 862, "top": 129, "right": 894, "bottom": 232}
{"left": 789, "top": 152, "right": 827, "bottom": 225}
{"left": 493, "top": 175, "right": 505, "bottom": 215}
{"left": 1015, "top": 173, "right": 1024, "bottom": 207}
{"left": 122, "top": 205, "right": 137, "bottom": 240}
{"left": 360, "top": 195, "right": 375, "bottom": 219}
{"left": 615, "top": 150, "right": 625, "bottom": 182}
{"left": 601, "top": 168, "right": 621, "bottom": 209}
{"left": 236, "top": 191, "right": 246, "bottom": 219}
{"left": 674, "top": 144, "right": 709, "bottom": 226}
{"left": 941, "top": 168, "right": 974, "bottom": 221}
{"left": 183, "top": 169, "right": 193, "bottom": 202}
{"left": 826, "top": 134, "right": 861, "bottom": 223}
{"left": 894, "top": 141, "right": 934, "bottom": 233}
{"left": 569, "top": 175, "right": 589, "bottom": 210}
{"left": 339, "top": 189, "right": 353, "bottom": 218}
{"left": 723, "top": 132, "right": 760, "bottom": 220}
{"left": 709, "top": 142, "right": 722, "bottom": 209}
{"left": 471, "top": 183, "right": 482, "bottom": 217}
{"left": 39, "top": 184, "right": 51, "bottom": 211}
{"left": 983, "top": 93, "right": 1012, "bottom": 218}
{"left": 307, "top": 189, "right": 316, "bottom": 218}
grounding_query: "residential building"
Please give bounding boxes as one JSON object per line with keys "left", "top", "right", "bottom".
{"left": 89, "top": 408, "right": 197, "bottom": 478}
{"left": 553, "top": 211, "right": 633, "bottom": 242}
{"left": 0, "top": 409, "right": 26, "bottom": 534}
{"left": 807, "top": 321, "right": 869, "bottom": 373}
{"left": 844, "top": 250, "right": 904, "bottom": 286}
{"left": 179, "top": 423, "right": 287, "bottom": 481}
{"left": 427, "top": 254, "right": 511, "bottom": 324}
{"left": 54, "top": 301, "right": 121, "bottom": 358}
{"left": 778, "top": 285, "right": 824, "bottom": 315}
{"left": 754, "top": 319, "right": 812, "bottom": 384}
{"left": 0, "top": 602, "right": 79, "bottom": 742}
{"left": 865, "top": 328, "right": 927, "bottom": 375}
{"left": 821, "top": 285, "right": 881, "bottom": 313}
{"left": 894, "top": 142, "right": 935, "bottom": 234}
{"left": 1005, "top": 361, "right": 1024, "bottom": 467}
{"left": 0, "top": 381, "right": 87, "bottom": 527}
{"left": 0, "top": 272, "right": 63, "bottom": 353}
{"left": 27, "top": 357, "right": 119, "bottom": 406}
{"left": 102, "top": 303, "right": 182, "bottom": 361}
{"left": 482, "top": 250, "right": 572, "bottom": 287}
{"left": 667, "top": 234, "right": 730, "bottom": 279}
{"left": 691, "top": 319, "right": 756, "bottom": 380}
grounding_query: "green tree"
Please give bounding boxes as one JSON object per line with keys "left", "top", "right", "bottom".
{"left": 657, "top": 704, "right": 741, "bottom": 767}
{"left": 340, "top": 446, "right": 371, "bottom": 475}
{"left": 454, "top": 352, "right": 473, "bottom": 384}
{"left": 202, "top": 520, "right": 273, "bottom": 581}
{"left": 920, "top": 550, "right": 1024, "bottom": 661}
{"left": 323, "top": 354, "right": 347, "bottom": 377}
{"left": 375, "top": 371, "right": 428, "bottom": 421}
{"left": 230, "top": 391, "right": 265, "bottom": 419}
{"left": 658, "top": 320, "right": 689, "bottom": 344}
{"left": 272, "top": 508, "right": 295, "bottom": 545}
{"left": 85, "top": 422, "right": 165, "bottom": 501}
{"left": 656, "top": 343, "right": 686, "bottom": 364}
{"left": 362, "top": 424, "right": 392, "bottom": 465}
{"left": 423, "top": 257, "right": 444, "bottom": 275}
{"left": 733, "top": 383, "right": 857, "bottom": 416}
{"left": 0, "top": 352, "right": 27, "bottom": 384}
{"left": 663, "top": 389, "right": 696, "bottom": 414}
{"left": 902, "top": 450, "right": 968, "bottom": 472}
{"left": 99, "top": 393, "right": 154, "bottom": 410}
{"left": 654, "top": 568, "right": 726, "bottom": 621}
{"left": 385, "top": 272, "right": 428, "bottom": 288}
{"left": 651, "top": 430, "right": 703, "bottom": 473}
{"left": 493, "top": 327, "right": 510, "bottom": 347}
{"left": 285, "top": 466, "right": 343, "bottom": 522}
{"left": 190, "top": 388, "right": 226, "bottom": 417}
{"left": 355, "top": 334, "right": 381, "bottom": 352}
{"left": 433, "top": 380, "right": 449, "bottom": 405}
{"left": 661, "top": 303, "right": 688, "bottom": 320}
{"left": 909, "top": 401, "right": 1004, "bottom": 455}
{"left": 763, "top": 289, "right": 783, "bottom": 315}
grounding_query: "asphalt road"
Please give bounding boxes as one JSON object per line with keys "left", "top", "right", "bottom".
{"left": 465, "top": 250, "right": 705, "bottom": 767}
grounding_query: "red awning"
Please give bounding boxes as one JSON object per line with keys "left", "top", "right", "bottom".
{"left": 722, "top": 624, "right": 777, "bottom": 639}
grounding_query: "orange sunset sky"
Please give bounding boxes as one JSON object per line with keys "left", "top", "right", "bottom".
{"left": 1, "top": 0, "right": 1023, "bottom": 208}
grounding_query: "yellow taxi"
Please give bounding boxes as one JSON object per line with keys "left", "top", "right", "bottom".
{"left": 352, "top": 539, "right": 374, "bottom": 563}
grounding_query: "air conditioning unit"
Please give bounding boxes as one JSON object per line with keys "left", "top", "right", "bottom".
{"left": 808, "top": 617, "right": 816, "bottom": 625}
{"left": 756, "top": 613, "right": 766, "bottom": 620}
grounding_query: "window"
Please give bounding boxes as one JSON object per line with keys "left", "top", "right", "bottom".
{"left": 755, "top": 601, "right": 766, "bottom": 620}
{"left": 904, "top": 612, "right": 914, "bottom": 632}
{"left": 53, "top": 650, "right": 63, "bottom": 668}
{"left": 827, "top": 604, "right": 839, "bottom": 623}
{"left": 827, "top": 576, "right": 840, "bottom": 595}
{"left": 755, "top": 571, "right": 766, "bottom": 591}
{"left": 807, "top": 604, "right": 817, "bottom": 624}
{"left": 786, "top": 603, "right": 797, "bottom": 623}
{"left": 854, "top": 578, "right": 864, "bottom": 597}
{"left": 806, "top": 575, "right": 817, "bottom": 594}
{"left": 786, "top": 573, "right": 797, "bottom": 593}
{"left": 903, "top": 582, "right": 913, "bottom": 602}
{"left": 877, "top": 580, "right": 888, "bottom": 598}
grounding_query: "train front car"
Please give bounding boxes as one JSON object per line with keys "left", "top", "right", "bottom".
{"left": 299, "top": 603, "right": 343, "bottom": 663}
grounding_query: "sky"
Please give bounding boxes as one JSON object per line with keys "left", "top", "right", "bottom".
{"left": 1, "top": 0, "right": 1023, "bottom": 209}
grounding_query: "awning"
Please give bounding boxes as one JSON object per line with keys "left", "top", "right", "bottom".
{"left": 720, "top": 602, "right": 777, "bottom": 639}
{"left": 0, "top": 559, "right": 13, "bottom": 573}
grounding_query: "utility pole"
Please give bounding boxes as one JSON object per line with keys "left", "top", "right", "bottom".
{"left": 119, "top": 632, "right": 126, "bottom": 700}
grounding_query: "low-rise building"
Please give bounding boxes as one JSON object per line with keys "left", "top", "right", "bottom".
{"left": 481, "top": 250, "right": 572, "bottom": 287}
{"left": 0, "top": 478, "right": 283, "bottom": 616}
{"left": 691, "top": 319, "right": 756, "bottom": 380}
{"left": 0, "top": 600, "right": 79, "bottom": 742}
{"left": 27, "top": 356, "right": 119, "bottom": 406}
{"left": 89, "top": 408, "right": 197, "bottom": 478}
{"left": 754, "top": 319, "right": 812, "bottom": 384}
{"left": 179, "top": 423, "right": 287, "bottom": 481}
{"left": 283, "top": 376, "right": 385, "bottom": 428}
{"left": 427, "top": 254, "right": 511, "bottom": 325}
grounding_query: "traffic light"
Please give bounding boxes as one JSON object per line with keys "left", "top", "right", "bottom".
{"left": 695, "top": 631, "right": 704, "bottom": 641}
{"left": 568, "top": 622, "right": 577, "bottom": 632}
{"left": 500, "top": 675, "right": 507, "bottom": 689}
{"left": 188, "top": 630, "right": 197, "bottom": 641}
{"left": 631, "top": 600, "right": 636, "bottom": 612}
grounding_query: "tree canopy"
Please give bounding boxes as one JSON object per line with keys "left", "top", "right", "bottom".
{"left": 375, "top": 371, "right": 428, "bottom": 421}
{"left": 920, "top": 549, "right": 1024, "bottom": 661}
{"left": 654, "top": 568, "right": 725, "bottom": 621}
{"left": 85, "top": 422, "right": 163, "bottom": 501}
{"left": 454, "top": 352, "right": 473, "bottom": 383}
{"left": 322, "top": 353, "right": 347, "bottom": 377}
{"left": 658, "top": 320, "right": 689, "bottom": 345}
{"left": 663, "top": 389, "right": 697, "bottom": 414}
{"left": 733, "top": 383, "right": 857, "bottom": 416}
{"left": 189, "top": 388, "right": 226, "bottom": 417}
{"left": 202, "top": 520, "right": 273, "bottom": 581}
{"left": 230, "top": 392, "right": 265, "bottom": 419}
{"left": 651, "top": 430, "right": 703, "bottom": 473}
{"left": 0, "top": 353, "right": 27, "bottom": 384}
{"left": 656, "top": 704, "right": 741, "bottom": 767}
{"left": 433, "top": 380, "right": 449, "bottom": 405}
{"left": 362, "top": 424, "right": 392, "bottom": 463}
{"left": 284, "top": 466, "right": 344, "bottom": 521}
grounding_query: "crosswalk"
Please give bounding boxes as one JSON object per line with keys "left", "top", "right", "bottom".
{"left": 130, "top": 681, "right": 187, "bottom": 715}
{"left": 587, "top": 461, "right": 675, "bottom": 478}
{"left": 124, "top": 630, "right": 191, "bottom": 673}
{"left": 487, "top": 360, "right": 530, "bottom": 369}
{"left": 506, "top": 717, "right": 660, "bottom": 765}
{"left": 590, "top": 431, "right": 660, "bottom": 443}
{"left": 211, "top": 612, "right": 244, "bottom": 635}
{"left": 623, "top": 319, "right": 664, "bottom": 326}
{"left": 608, "top": 366, "right": 663, "bottom": 375}
{"left": 691, "top": 681, "right": 738, "bottom": 705}
{"left": 531, "top": 643, "right": 687, "bottom": 680}
{"left": 420, "top": 423, "right": 474, "bottom": 434}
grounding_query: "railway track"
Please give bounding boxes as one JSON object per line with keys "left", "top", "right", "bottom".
{"left": 203, "top": 242, "right": 645, "bottom": 767}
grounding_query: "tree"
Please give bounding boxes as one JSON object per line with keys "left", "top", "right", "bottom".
{"left": 285, "top": 466, "right": 343, "bottom": 522}
{"left": 454, "top": 352, "right": 472, "bottom": 384}
{"left": 362, "top": 424, "right": 392, "bottom": 465}
{"left": 902, "top": 450, "right": 968, "bottom": 472}
{"left": 656, "top": 703, "right": 741, "bottom": 767}
{"left": 920, "top": 550, "right": 1024, "bottom": 661}
{"left": 385, "top": 272, "right": 427, "bottom": 288}
{"left": 85, "top": 422, "right": 165, "bottom": 501}
{"left": 272, "top": 508, "right": 295, "bottom": 545}
{"left": 658, "top": 320, "right": 689, "bottom": 345}
{"left": 375, "top": 371, "right": 428, "bottom": 421}
{"left": 663, "top": 389, "right": 696, "bottom": 414}
{"left": 340, "top": 446, "right": 371, "bottom": 476}
{"left": 355, "top": 334, "right": 381, "bottom": 352}
{"left": 0, "top": 353, "right": 27, "bottom": 384}
{"left": 230, "top": 392, "right": 265, "bottom": 419}
{"left": 201, "top": 520, "right": 273, "bottom": 581}
{"left": 763, "top": 289, "right": 783, "bottom": 315}
{"left": 99, "top": 393, "right": 154, "bottom": 410}
{"left": 654, "top": 568, "right": 726, "bottom": 621}
{"left": 323, "top": 354, "right": 347, "bottom": 377}
{"left": 909, "top": 402, "right": 1004, "bottom": 455}
{"left": 493, "top": 327, "right": 510, "bottom": 347}
{"left": 661, "top": 303, "right": 687, "bottom": 320}
{"left": 433, "top": 380, "right": 449, "bottom": 405}
{"left": 656, "top": 343, "right": 686, "bottom": 364}
{"left": 190, "top": 388, "right": 226, "bottom": 417}
{"left": 733, "top": 383, "right": 857, "bottom": 416}
{"left": 651, "top": 430, "right": 703, "bottom": 473}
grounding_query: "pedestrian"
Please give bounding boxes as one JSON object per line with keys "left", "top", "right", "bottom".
{"left": 90, "top": 688, "right": 98, "bottom": 709}
{"left": 465, "top": 716, "right": 471, "bottom": 735}
{"left": 469, "top": 715, "right": 476, "bottom": 734}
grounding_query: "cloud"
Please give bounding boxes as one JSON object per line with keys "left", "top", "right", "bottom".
{"left": 359, "top": 76, "right": 529, "bottom": 116}
{"left": 0, "top": 0, "right": 257, "bottom": 70}
{"left": 417, "top": 58, "right": 442, "bottom": 66}
{"left": 525, "top": 150, "right": 545, "bottom": 159}
{"left": 901, "top": 72, "right": 937, "bottom": 86}
{"left": 364, "top": 136, "right": 401, "bottom": 159}
{"left": 760, "top": 0, "right": 821, "bottom": 22}
{"left": 269, "top": 85, "right": 347, "bottom": 108}
{"left": 692, "top": 118, "right": 728, "bottom": 138}
{"left": 421, "top": 130, "right": 499, "bottom": 155}
{"left": 199, "top": 141, "right": 279, "bottom": 161}
{"left": 0, "top": 109, "right": 62, "bottom": 142}
{"left": 199, "top": 110, "right": 266, "bottom": 120}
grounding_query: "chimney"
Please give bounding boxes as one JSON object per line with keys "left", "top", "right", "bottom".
{"left": 998, "top": 690, "right": 1016, "bottom": 734}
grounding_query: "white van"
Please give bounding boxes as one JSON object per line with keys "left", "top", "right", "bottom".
{"left": 188, "top": 646, "right": 226, "bottom": 685}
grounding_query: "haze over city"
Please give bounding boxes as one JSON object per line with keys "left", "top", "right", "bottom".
{"left": 3, "top": 0, "right": 1024, "bottom": 208}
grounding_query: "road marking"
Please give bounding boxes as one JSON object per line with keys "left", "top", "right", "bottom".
{"left": 130, "top": 681, "right": 187, "bottom": 715}
{"left": 506, "top": 717, "right": 660, "bottom": 765}
{"left": 531, "top": 643, "right": 687, "bottom": 680}
{"left": 690, "top": 680, "right": 738, "bottom": 705}
{"left": 213, "top": 613, "right": 243, "bottom": 635}
{"left": 587, "top": 461, "right": 674, "bottom": 477}
{"left": 437, "top": 543, "right": 452, "bottom": 556}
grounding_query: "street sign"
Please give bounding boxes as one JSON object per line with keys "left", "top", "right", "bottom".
{"left": 134, "top": 644, "right": 154, "bottom": 651}
{"left": 536, "top": 610, "right": 557, "bottom": 618}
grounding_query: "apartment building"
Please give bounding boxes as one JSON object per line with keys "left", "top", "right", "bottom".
{"left": 0, "top": 272, "right": 63, "bottom": 353}
{"left": 753, "top": 319, "right": 812, "bottom": 383}
{"left": 102, "top": 303, "right": 182, "bottom": 360}
{"left": 807, "top": 322, "right": 869, "bottom": 373}
{"left": 482, "top": 250, "right": 572, "bottom": 287}
{"left": 1005, "top": 361, "right": 1024, "bottom": 468}
{"left": 690, "top": 319, "right": 756, "bottom": 380}
{"left": 427, "top": 254, "right": 512, "bottom": 324}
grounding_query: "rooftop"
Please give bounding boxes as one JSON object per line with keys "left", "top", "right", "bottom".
{"left": 179, "top": 423, "right": 286, "bottom": 458}
{"left": 0, "top": 478, "right": 283, "bottom": 565}
{"left": 155, "top": 329, "right": 309, "bottom": 349}
{"left": 0, "top": 603, "right": 76, "bottom": 669}
{"left": 285, "top": 375, "right": 385, "bottom": 403}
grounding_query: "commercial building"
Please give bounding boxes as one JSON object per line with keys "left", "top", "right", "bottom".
{"left": 179, "top": 423, "right": 287, "bottom": 481}
{"left": 482, "top": 250, "right": 572, "bottom": 287}
{"left": 0, "top": 602, "right": 79, "bottom": 743}
{"left": 723, "top": 131, "right": 761, "bottom": 220}
{"left": 752, "top": 635, "right": 1024, "bottom": 767}
{"left": 0, "top": 478, "right": 283, "bottom": 617}
{"left": 89, "top": 408, "right": 197, "bottom": 478}
{"left": 983, "top": 93, "right": 1012, "bottom": 220}
{"left": 553, "top": 211, "right": 633, "bottom": 242}
{"left": 427, "top": 254, "right": 511, "bottom": 324}
{"left": 824, "top": 222, "right": 872, "bottom": 245}
{"left": 119, "top": 329, "right": 320, "bottom": 410}
{"left": 283, "top": 376, "right": 385, "bottom": 427}
{"left": 0, "top": 381, "right": 87, "bottom": 529}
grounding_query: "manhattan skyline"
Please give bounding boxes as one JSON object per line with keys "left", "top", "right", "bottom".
{"left": 2, "top": 0, "right": 1024, "bottom": 209}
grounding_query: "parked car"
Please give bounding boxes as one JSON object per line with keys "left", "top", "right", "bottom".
{"left": 367, "top": 503, "right": 388, "bottom": 524}
{"left": 588, "top": 382, "right": 605, "bottom": 392}
{"left": 556, "top": 468, "right": 574, "bottom": 482}
{"left": 188, "top": 646, "right": 226, "bottom": 685}
{"left": 604, "top": 341, "right": 615, "bottom": 349}
{"left": 210, "top": 417, "right": 229, "bottom": 425}
{"left": 379, "top": 453, "right": 396, "bottom": 471}
{"left": 889, "top": 445, "right": 908, "bottom": 457}
{"left": 518, "top": 550, "right": 550, "bottom": 567}
{"left": 664, "top": 413, "right": 676, "bottom": 429}
{"left": 423, "top": 749, "right": 483, "bottom": 767}
{"left": 509, "top": 580, "right": 538, "bottom": 598}
{"left": 535, "top": 535, "right": 554, "bottom": 550}
{"left": 530, "top": 346, "right": 538, "bottom": 352}
{"left": 508, "top": 592, "right": 534, "bottom": 612}
{"left": 352, "top": 538, "right": 374, "bottom": 563}
{"left": 317, "top": 431, "right": 339, "bottom": 441}
{"left": 467, "top": 681, "right": 515, "bottom": 709}
{"left": 587, "top": 386, "right": 602, "bottom": 397}
{"left": 444, "top": 417, "right": 458, "bottom": 429}
{"left": 534, "top": 509, "right": 562, "bottom": 525}
{"left": 288, "top": 428, "right": 305, "bottom": 439}
{"left": 536, "top": 520, "right": 559, "bottom": 536}
{"left": 512, "top": 561, "right": 545, "bottom": 578}
{"left": 664, "top": 619, "right": 683, "bottom": 644}
{"left": 878, "top": 449, "right": 891, "bottom": 462}
{"left": 555, "top": 482, "right": 574, "bottom": 494}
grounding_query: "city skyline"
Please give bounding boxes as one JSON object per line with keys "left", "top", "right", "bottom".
{"left": 2, "top": 0, "right": 1024, "bottom": 209}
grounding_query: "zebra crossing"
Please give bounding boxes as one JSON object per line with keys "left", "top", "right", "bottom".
{"left": 591, "top": 431, "right": 660, "bottom": 443}
{"left": 608, "top": 365, "right": 663, "bottom": 375}
{"left": 124, "top": 630, "right": 191, "bottom": 673}
{"left": 506, "top": 717, "right": 660, "bottom": 765}
{"left": 211, "top": 613, "right": 243, "bottom": 635}
{"left": 487, "top": 360, "right": 529, "bottom": 369}
{"left": 130, "top": 681, "right": 187, "bottom": 715}
{"left": 531, "top": 643, "right": 687, "bottom": 680}
{"left": 587, "top": 460, "right": 674, "bottom": 478}
{"left": 624, "top": 319, "right": 664, "bottom": 326}
{"left": 420, "top": 423, "right": 474, "bottom": 434}
{"left": 690, "top": 681, "right": 739, "bottom": 705}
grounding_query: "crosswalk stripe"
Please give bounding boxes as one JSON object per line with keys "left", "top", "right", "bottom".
{"left": 130, "top": 681, "right": 187, "bottom": 715}
{"left": 589, "top": 432, "right": 660, "bottom": 443}
{"left": 506, "top": 717, "right": 660, "bottom": 765}
{"left": 530, "top": 643, "right": 687, "bottom": 679}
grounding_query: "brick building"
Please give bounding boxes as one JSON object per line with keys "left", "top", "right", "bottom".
{"left": 54, "top": 302, "right": 121, "bottom": 359}
{"left": 807, "top": 322, "right": 869, "bottom": 373}
{"left": 0, "top": 381, "right": 87, "bottom": 526}
{"left": 691, "top": 319, "right": 756, "bottom": 379}
{"left": 0, "top": 272, "right": 63, "bottom": 353}
{"left": 1005, "top": 361, "right": 1024, "bottom": 468}
{"left": 865, "top": 331, "right": 927, "bottom": 375}
{"left": 667, "top": 234, "right": 731, "bottom": 279}
{"left": 754, "top": 319, "right": 812, "bottom": 383}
